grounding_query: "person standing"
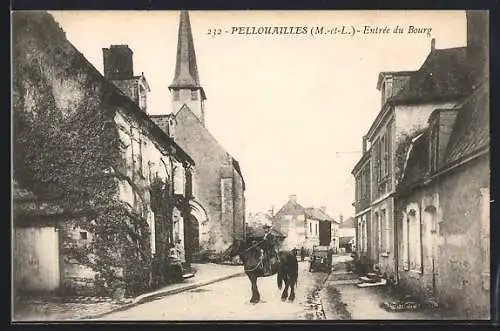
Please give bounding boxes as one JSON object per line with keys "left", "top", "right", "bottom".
{"left": 262, "top": 224, "right": 277, "bottom": 275}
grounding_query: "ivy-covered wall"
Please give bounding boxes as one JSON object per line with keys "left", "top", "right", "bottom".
{"left": 12, "top": 11, "right": 192, "bottom": 297}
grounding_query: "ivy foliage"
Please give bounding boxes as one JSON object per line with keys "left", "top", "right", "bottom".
{"left": 12, "top": 12, "right": 154, "bottom": 296}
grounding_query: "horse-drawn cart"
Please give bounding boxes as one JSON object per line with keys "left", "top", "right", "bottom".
{"left": 309, "top": 245, "right": 332, "bottom": 273}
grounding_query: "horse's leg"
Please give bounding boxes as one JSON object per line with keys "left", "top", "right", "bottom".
{"left": 288, "top": 263, "right": 298, "bottom": 302}
{"left": 281, "top": 272, "right": 289, "bottom": 301}
{"left": 249, "top": 274, "right": 260, "bottom": 304}
{"left": 288, "top": 275, "right": 296, "bottom": 301}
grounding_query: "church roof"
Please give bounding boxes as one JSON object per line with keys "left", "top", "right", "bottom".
{"left": 169, "top": 11, "right": 203, "bottom": 91}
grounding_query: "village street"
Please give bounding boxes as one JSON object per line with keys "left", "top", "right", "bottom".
{"left": 92, "top": 260, "right": 329, "bottom": 321}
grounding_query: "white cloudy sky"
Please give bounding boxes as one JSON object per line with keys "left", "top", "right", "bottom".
{"left": 49, "top": 10, "right": 466, "bottom": 219}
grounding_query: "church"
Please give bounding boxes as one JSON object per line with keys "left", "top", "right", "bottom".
{"left": 150, "top": 11, "right": 246, "bottom": 259}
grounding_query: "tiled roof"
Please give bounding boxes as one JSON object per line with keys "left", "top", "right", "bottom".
{"left": 275, "top": 200, "right": 306, "bottom": 217}
{"left": 304, "top": 207, "right": 336, "bottom": 223}
{"left": 443, "top": 82, "right": 489, "bottom": 166}
{"left": 246, "top": 225, "right": 286, "bottom": 239}
{"left": 390, "top": 47, "right": 471, "bottom": 104}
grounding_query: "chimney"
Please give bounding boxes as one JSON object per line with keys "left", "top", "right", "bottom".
{"left": 466, "top": 11, "right": 489, "bottom": 81}
{"left": 289, "top": 195, "right": 297, "bottom": 203}
{"left": 102, "top": 45, "right": 134, "bottom": 80}
{"left": 362, "top": 135, "right": 368, "bottom": 154}
{"left": 430, "top": 38, "right": 436, "bottom": 52}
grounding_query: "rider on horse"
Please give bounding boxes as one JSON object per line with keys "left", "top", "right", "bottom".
{"left": 262, "top": 224, "right": 278, "bottom": 275}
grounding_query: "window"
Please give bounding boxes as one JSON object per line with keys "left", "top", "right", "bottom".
{"left": 366, "top": 167, "right": 371, "bottom": 198}
{"left": 356, "top": 176, "right": 361, "bottom": 203}
{"left": 360, "top": 171, "right": 365, "bottom": 199}
{"left": 375, "top": 212, "right": 380, "bottom": 251}
{"left": 380, "top": 135, "right": 386, "bottom": 176}
{"left": 385, "top": 124, "right": 392, "bottom": 176}
{"left": 381, "top": 209, "right": 390, "bottom": 254}
{"left": 374, "top": 139, "right": 382, "bottom": 182}
{"left": 315, "top": 223, "right": 318, "bottom": 235}
{"left": 403, "top": 208, "right": 422, "bottom": 272}
{"left": 309, "top": 222, "right": 312, "bottom": 234}
{"left": 139, "top": 86, "right": 147, "bottom": 110}
{"left": 191, "top": 90, "right": 198, "bottom": 100}
{"left": 362, "top": 217, "right": 368, "bottom": 253}
{"left": 80, "top": 231, "right": 88, "bottom": 240}
{"left": 173, "top": 90, "right": 180, "bottom": 101}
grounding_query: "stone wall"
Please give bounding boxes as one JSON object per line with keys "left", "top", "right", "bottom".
{"left": 173, "top": 107, "right": 246, "bottom": 253}
{"left": 396, "top": 155, "right": 490, "bottom": 319}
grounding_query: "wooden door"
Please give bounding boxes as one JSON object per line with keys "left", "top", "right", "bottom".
{"left": 14, "top": 227, "right": 60, "bottom": 292}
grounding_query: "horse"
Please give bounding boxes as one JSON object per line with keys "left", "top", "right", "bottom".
{"left": 225, "top": 239, "right": 299, "bottom": 304}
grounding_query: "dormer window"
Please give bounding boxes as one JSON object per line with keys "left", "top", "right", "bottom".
{"left": 139, "top": 85, "right": 147, "bottom": 110}
{"left": 173, "top": 90, "right": 180, "bottom": 101}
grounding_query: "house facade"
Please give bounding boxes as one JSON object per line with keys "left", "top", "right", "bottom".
{"left": 396, "top": 81, "right": 489, "bottom": 318}
{"left": 352, "top": 145, "right": 371, "bottom": 260}
{"left": 12, "top": 12, "right": 195, "bottom": 296}
{"left": 394, "top": 12, "right": 489, "bottom": 319}
{"left": 151, "top": 11, "right": 246, "bottom": 257}
{"left": 273, "top": 195, "right": 339, "bottom": 251}
{"left": 361, "top": 38, "right": 473, "bottom": 278}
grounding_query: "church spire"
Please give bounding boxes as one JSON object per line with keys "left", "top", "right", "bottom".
{"left": 169, "top": 10, "right": 206, "bottom": 124}
{"left": 170, "top": 10, "right": 201, "bottom": 90}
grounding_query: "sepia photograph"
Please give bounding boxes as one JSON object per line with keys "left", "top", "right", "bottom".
{"left": 11, "top": 9, "right": 490, "bottom": 321}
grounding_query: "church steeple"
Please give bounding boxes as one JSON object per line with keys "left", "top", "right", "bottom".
{"left": 169, "top": 10, "right": 206, "bottom": 124}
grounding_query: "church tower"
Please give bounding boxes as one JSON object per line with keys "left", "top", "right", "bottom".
{"left": 169, "top": 10, "right": 207, "bottom": 125}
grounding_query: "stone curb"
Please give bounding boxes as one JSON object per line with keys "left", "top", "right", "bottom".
{"left": 78, "top": 271, "right": 245, "bottom": 320}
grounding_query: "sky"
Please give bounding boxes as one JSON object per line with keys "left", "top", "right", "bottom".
{"left": 49, "top": 10, "right": 467, "bottom": 219}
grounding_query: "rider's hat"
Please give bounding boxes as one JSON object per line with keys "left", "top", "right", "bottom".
{"left": 263, "top": 224, "right": 271, "bottom": 229}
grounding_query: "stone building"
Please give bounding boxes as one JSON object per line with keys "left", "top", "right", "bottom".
{"left": 273, "top": 195, "right": 339, "bottom": 251}
{"left": 394, "top": 11, "right": 489, "bottom": 319}
{"left": 351, "top": 139, "right": 371, "bottom": 261}
{"left": 150, "top": 11, "right": 246, "bottom": 256}
{"left": 12, "top": 12, "right": 195, "bottom": 296}
{"left": 360, "top": 36, "right": 473, "bottom": 276}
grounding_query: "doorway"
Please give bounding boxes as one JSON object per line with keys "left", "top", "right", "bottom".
{"left": 184, "top": 215, "right": 200, "bottom": 263}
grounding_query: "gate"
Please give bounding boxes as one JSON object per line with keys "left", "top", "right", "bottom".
{"left": 14, "top": 227, "right": 60, "bottom": 292}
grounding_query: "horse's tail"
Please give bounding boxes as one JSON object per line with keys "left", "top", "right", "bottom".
{"left": 277, "top": 266, "right": 283, "bottom": 290}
